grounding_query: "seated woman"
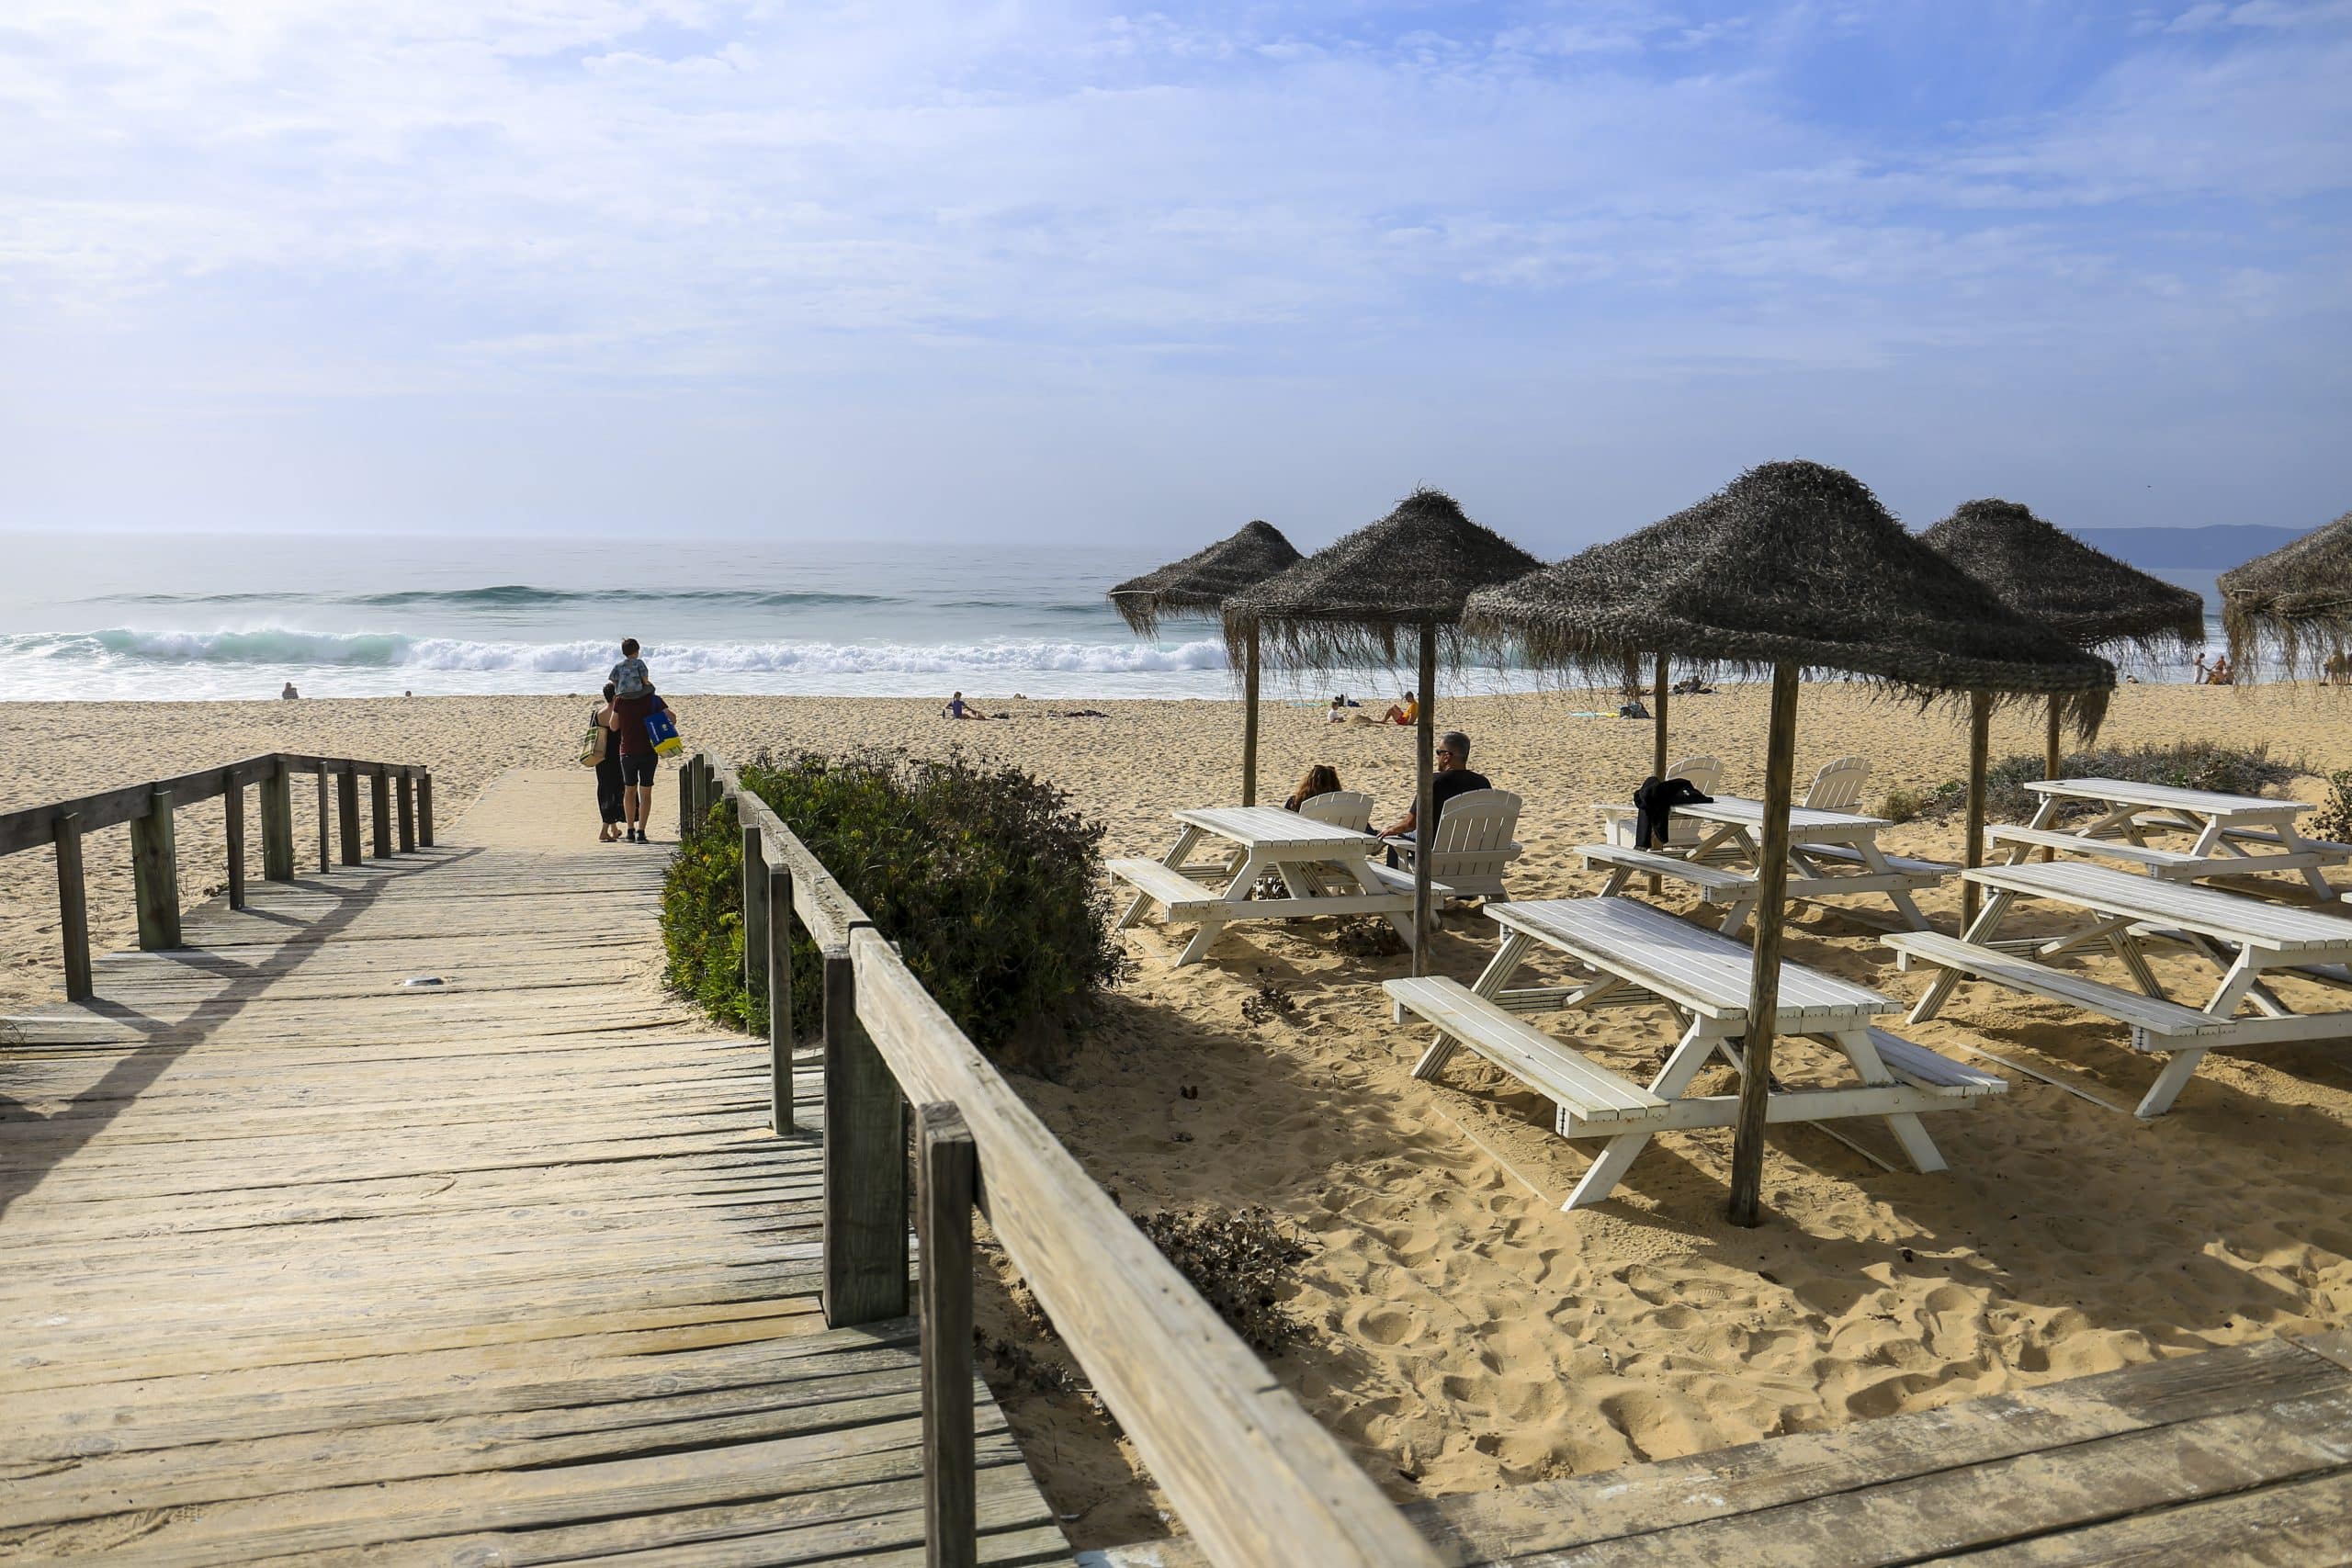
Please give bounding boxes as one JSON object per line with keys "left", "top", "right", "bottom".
{"left": 1380, "top": 693, "right": 1419, "bottom": 726}
{"left": 1283, "top": 764, "right": 1344, "bottom": 811}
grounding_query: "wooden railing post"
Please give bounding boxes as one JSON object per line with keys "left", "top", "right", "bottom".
{"left": 370, "top": 767, "right": 392, "bottom": 859}
{"left": 768, "top": 863, "right": 795, "bottom": 1134}
{"left": 130, "top": 787, "right": 182, "bottom": 950}
{"left": 260, "top": 761, "right": 295, "bottom": 882}
{"left": 223, "top": 778, "right": 247, "bottom": 911}
{"left": 741, "top": 824, "right": 768, "bottom": 1000}
{"left": 915, "top": 1101, "right": 978, "bottom": 1568}
{"left": 823, "top": 937, "right": 907, "bottom": 1325}
{"left": 418, "top": 772, "right": 435, "bottom": 847}
{"left": 397, "top": 772, "right": 417, "bottom": 853}
{"left": 337, "top": 767, "right": 363, "bottom": 867}
{"left": 315, "top": 770, "right": 333, "bottom": 873}
{"left": 53, "top": 812, "right": 91, "bottom": 1002}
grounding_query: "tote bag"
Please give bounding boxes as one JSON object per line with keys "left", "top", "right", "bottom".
{"left": 644, "top": 703, "right": 684, "bottom": 759}
{"left": 579, "top": 708, "right": 609, "bottom": 768}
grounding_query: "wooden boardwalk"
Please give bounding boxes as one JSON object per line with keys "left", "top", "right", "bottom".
{"left": 0, "top": 773, "right": 1067, "bottom": 1565}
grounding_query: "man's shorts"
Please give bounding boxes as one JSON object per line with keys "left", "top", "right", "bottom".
{"left": 618, "top": 750, "right": 658, "bottom": 786}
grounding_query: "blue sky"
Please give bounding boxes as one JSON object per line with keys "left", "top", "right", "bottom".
{"left": 1, "top": 0, "right": 2346, "bottom": 551}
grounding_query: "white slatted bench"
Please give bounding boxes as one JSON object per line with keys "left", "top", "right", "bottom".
{"left": 1796, "top": 843, "right": 1955, "bottom": 883}
{"left": 1883, "top": 931, "right": 2233, "bottom": 1047}
{"left": 1105, "top": 859, "right": 1227, "bottom": 921}
{"left": 1989, "top": 824, "right": 2313, "bottom": 881}
{"left": 1397, "top": 897, "right": 1996, "bottom": 1206}
{"left": 1577, "top": 843, "right": 1754, "bottom": 904}
{"left": 1385, "top": 976, "right": 1668, "bottom": 1127}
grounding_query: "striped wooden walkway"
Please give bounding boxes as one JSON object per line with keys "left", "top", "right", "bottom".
{"left": 0, "top": 772, "right": 1067, "bottom": 1565}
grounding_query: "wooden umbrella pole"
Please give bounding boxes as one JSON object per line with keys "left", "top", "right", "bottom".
{"left": 1964, "top": 691, "right": 1991, "bottom": 929}
{"left": 1411, "top": 623, "right": 1438, "bottom": 978}
{"left": 2041, "top": 701, "right": 2064, "bottom": 863}
{"left": 1650, "top": 650, "right": 1669, "bottom": 896}
{"left": 1728, "top": 661, "right": 1800, "bottom": 1229}
{"left": 1241, "top": 630, "right": 1262, "bottom": 807}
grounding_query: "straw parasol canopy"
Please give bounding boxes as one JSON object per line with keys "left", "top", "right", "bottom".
{"left": 1222, "top": 488, "right": 1542, "bottom": 671}
{"left": 1465, "top": 460, "right": 2115, "bottom": 1230}
{"left": 1921, "top": 499, "right": 2204, "bottom": 661}
{"left": 1224, "top": 488, "right": 1542, "bottom": 979}
{"left": 1464, "top": 463, "right": 2117, "bottom": 722}
{"left": 2220, "top": 508, "right": 2352, "bottom": 678}
{"left": 1106, "top": 520, "right": 1304, "bottom": 806}
{"left": 1920, "top": 498, "right": 2200, "bottom": 925}
{"left": 1108, "top": 520, "right": 1303, "bottom": 637}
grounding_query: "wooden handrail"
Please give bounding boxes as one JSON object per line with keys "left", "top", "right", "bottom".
{"left": 686, "top": 750, "right": 1440, "bottom": 1568}
{"left": 3, "top": 751, "right": 434, "bottom": 1002}
{"left": 0, "top": 752, "right": 429, "bottom": 859}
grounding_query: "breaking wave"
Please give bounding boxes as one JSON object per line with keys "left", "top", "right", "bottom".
{"left": 7, "top": 627, "right": 1227, "bottom": 676}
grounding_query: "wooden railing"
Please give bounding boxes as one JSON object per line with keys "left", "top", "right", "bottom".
{"left": 678, "top": 750, "right": 1440, "bottom": 1568}
{"left": 0, "top": 754, "right": 434, "bottom": 1001}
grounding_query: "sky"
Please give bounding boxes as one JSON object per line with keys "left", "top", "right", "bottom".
{"left": 2, "top": 0, "right": 2347, "bottom": 553}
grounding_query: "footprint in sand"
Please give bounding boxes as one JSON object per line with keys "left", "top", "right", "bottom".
{"left": 1349, "top": 1303, "right": 1427, "bottom": 1347}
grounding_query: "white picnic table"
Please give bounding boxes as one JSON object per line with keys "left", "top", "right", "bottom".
{"left": 1891, "top": 859, "right": 2352, "bottom": 1117}
{"left": 1386, "top": 897, "right": 2004, "bottom": 1209}
{"left": 1579, "top": 795, "right": 1951, "bottom": 936}
{"left": 1996, "top": 777, "right": 2350, "bottom": 897}
{"left": 1110, "top": 806, "right": 1427, "bottom": 966}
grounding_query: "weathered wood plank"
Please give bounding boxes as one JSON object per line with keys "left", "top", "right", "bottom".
{"left": 130, "top": 784, "right": 181, "bottom": 950}
{"left": 51, "top": 810, "right": 91, "bottom": 1001}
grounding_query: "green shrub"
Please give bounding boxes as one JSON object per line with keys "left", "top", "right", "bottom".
{"left": 1877, "top": 785, "right": 1930, "bottom": 824}
{"left": 1886, "top": 740, "right": 2301, "bottom": 826}
{"left": 2312, "top": 769, "right": 2352, "bottom": 844}
{"left": 659, "top": 795, "right": 762, "bottom": 1033}
{"left": 662, "top": 750, "right": 1126, "bottom": 1055}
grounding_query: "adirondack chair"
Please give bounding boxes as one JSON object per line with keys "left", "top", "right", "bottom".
{"left": 1295, "top": 790, "right": 1374, "bottom": 834}
{"left": 1374, "top": 788, "right": 1523, "bottom": 901}
{"left": 1287, "top": 790, "right": 1377, "bottom": 895}
{"left": 1598, "top": 755, "right": 1723, "bottom": 849}
{"left": 1805, "top": 755, "right": 1871, "bottom": 812}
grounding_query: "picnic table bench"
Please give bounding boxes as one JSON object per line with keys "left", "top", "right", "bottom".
{"left": 2001, "top": 778, "right": 2348, "bottom": 897}
{"left": 1887, "top": 859, "right": 2352, "bottom": 1116}
{"left": 1578, "top": 797, "right": 1950, "bottom": 938}
{"left": 1112, "top": 806, "right": 1441, "bottom": 966}
{"left": 1389, "top": 897, "right": 2003, "bottom": 1208}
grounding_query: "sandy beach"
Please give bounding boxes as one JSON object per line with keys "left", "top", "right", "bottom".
{"left": 11, "top": 682, "right": 2352, "bottom": 1546}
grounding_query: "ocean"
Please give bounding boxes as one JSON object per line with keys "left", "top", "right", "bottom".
{"left": 7, "top": 532, "right": 2222, "bottom": 703}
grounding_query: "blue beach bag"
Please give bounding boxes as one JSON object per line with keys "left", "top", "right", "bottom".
{"left": 644, "top": 702, "right": 684, "bottom": 759}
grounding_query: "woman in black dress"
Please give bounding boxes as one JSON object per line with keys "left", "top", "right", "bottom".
{"left": 593, "top": 682, "right": 626, "bottom": 841}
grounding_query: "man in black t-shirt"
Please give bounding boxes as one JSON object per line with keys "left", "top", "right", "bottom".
{"left": 1381, "top": 729, "right": 1491, "bottom": 858}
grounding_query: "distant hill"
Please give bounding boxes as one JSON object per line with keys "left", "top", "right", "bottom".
{"left": 2069, "top": 524, "right": 2307, "bottom": 570}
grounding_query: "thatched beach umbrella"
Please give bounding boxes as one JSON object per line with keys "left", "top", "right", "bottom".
{"left": 2220, "top": 508, "right": 2352, "bottom": 680}
{"left": 1109, "top": 520, "right": 1304, "bottom": 805}
{"left": 1465, "top": 460, "right": 2114, "bottom": 1227}
{"left": 1223, "top": 489, "right": 1541, "bottom": 974}
{"left": 1924, "top": 499, "right": 2204, "bottom": 919}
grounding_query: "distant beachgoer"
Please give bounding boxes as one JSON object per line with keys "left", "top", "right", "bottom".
{"left": 944, "top": 691, "right": 987, "bottom": 720}
{"left": 1284, "top": 764, "right": 1344, "bottom": 811}
{"left": 2325, "top": 651, "right": 2351, "bottom": 686}
{"left": 1328, "top": 696, "right": 1348, "bottom": 724}
{"left": 2194, "top": 654, "right": 2211, "bottom": 683}
{"left": 1381, "top": 693, "right": 1419, "bottom": 727}
{"left": 2209, "top": 654, "right": 2234, "bottom": 686}
{"left": 1381, "top": 730, "right": 1491, "bottom": 863}
{"left": 609, "top": 637, "right": 650, "bottom": 700}
{"left": 592, "top": 681, "right": 625, "bottom": 842}
{"left": 280, "top": 682, "right": 299, "bottom": 700}
{"left": 607, "top": 681, "right": 671, "bottom": 843}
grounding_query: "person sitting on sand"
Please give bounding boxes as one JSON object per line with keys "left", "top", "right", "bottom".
{"left": 944, "top": 691, "right": 987, "bottom": 720}
{"left": 1328, "top": 696, "right": 1349, "bottom": 724}
{"left": 1380, "top": 692, "right": 1419, "bottom": 726}
{"left": 1380, "top": 730, "right": 1490, "bottom": 860}
{"left": 281, "top": 682, "right": 299, "bottom": 700}
{"left": 1283, "top": 764, "right": 1344, "bottom": 811}
{"left": 2208, "top": 655, "right": 2234, "bottom": 686}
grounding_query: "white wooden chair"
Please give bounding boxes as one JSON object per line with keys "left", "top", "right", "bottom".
{"left": 1295, "top": 790, "right": 1374, "bottom": 834}
{"left": 1805, "top": 756, "right": 1871, "bottom": 812}
{"left": 1374, "top": 788, "right": 1523, "bottom": 901}
{"left": 1597, "top": 755, "right": 1723, "bottom": 849}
